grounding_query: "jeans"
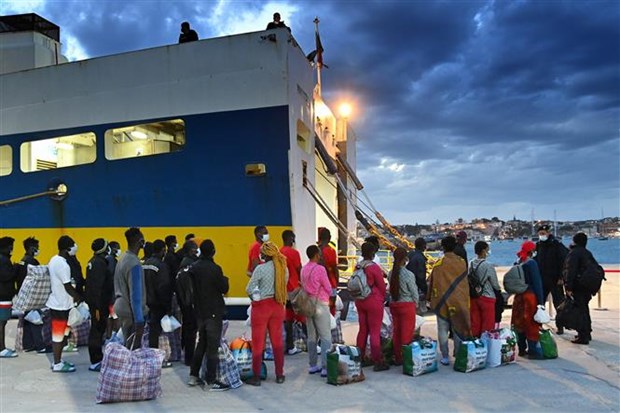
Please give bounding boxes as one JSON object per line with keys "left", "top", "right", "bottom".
{"left": 307, "top": 301, "right": 331, "bottom": 368}
{"left": 251, "top": 298, "right": 285, "bottom": 377}
{"left": 389, "top": 301, "right": 416, "bottom": 363}
{"left": 437, "top": 317, "right": 462, "bottom": 359}
{"left": 190, "top": 316, "right": 222, "bottom": 383}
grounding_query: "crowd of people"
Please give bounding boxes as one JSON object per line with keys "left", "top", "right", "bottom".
{"left": 0, "top": 223, "right": 600, "bottom": 389}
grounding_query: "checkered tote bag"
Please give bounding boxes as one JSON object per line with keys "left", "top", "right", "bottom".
{"left": 96, "top": 342, "right": 165, "bottom": 403}
{"left": 164, "top": 330, "right": 182, "bottom": 362}
{"left": 202, "top": 339, "right": 243, "bottom": 388}
{"left": 13, "top": 265, "right": 51, "bottom": 312}
{"left": 331, "top": 317, "right": 344, "bottom": 344}
{"left": 140, "top": 324, "right": 173, "bottom": 361}
{"left": 68, "top": 319, "right": 90, "bottom": 347}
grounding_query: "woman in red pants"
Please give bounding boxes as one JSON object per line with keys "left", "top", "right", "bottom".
{"left": 389, "top": 247, "right": 418, "bottom": 366}
{"left": 245, "top": 242, "right": 288, "bottom": 385}
{"left": 355, "top": 242, "right": 388, "bottom": 371}
{"left": 469, "top": 241, "right": 501, "bottom": 337}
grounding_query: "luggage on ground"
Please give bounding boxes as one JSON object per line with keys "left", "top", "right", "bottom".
{"left": 454, "top": 339, "right": 488, "bottom": 373}
{"left": 202, "top": 338, "right": 243, "bottom": 388}
{"left": 402, "top": 337, "right": 438, "bottom": 376}
{"left": 13, "top": 265, "right": 51, "bottom": 312}
{"left": 95, "top": 342, "right": 165, "bottom": 403}
{"left": 229, "top": 337, "right": 267, "bottom": 380}
{"left": 327, "top": 344, "right": 365, "bottom": 385}
{"left": 481, "top": 328, "right": 517, "bottom": 367}
{"left": 67, "top": 319, "right": 90, "bottom": 347}
{"left": 539, "top": 329, "right": 558, "bottom": 359}
{"left": 556, "top": 297, "right": 587, "bottom": 331}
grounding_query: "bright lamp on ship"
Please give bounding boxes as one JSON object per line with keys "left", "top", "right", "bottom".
{"left": 338, "top": 102, "right": 352, "bottom": 118}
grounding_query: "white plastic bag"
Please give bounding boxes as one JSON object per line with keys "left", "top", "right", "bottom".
{"left": 245, "top": 306, "right": 252, "bottom": 327}
{"left": 534, "top": 305, "right": 551, "bottom": 324}
{"left": 415, "top": 315, "right": 426, "bottom": 329}
{"left": 24, "top": 310, "right": 43, "bottom": 325}
{"left": 160, "top": 315, "right": 182, "bottom": 333}
{"left": 330, "top": 313, "right": 337, "bottom": 330}
{"left": 67, "top": 302, "right": 90, "bottom": 327}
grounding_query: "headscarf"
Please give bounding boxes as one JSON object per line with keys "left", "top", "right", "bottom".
{"left": 517, "top": 241, "right": 536, "bottom": 263}
{"left": 260, "top": 241, "right": 287, "bottom": 305}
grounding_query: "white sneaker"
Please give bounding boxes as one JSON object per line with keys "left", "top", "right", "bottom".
{"left": 287, "top": 348, "right": 301, "bottom": 355}
{"left": 62, "top": 342, "right": 79, "bottom": 352}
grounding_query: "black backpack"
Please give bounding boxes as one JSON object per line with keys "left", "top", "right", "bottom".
{"left": 578, "top": 257, "right": 606, "bottom": 296}
{"left": 468, "top": 260, "right": 486, "bottom": 298}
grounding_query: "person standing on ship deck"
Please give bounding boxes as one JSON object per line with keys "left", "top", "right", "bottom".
{"left": 179, "top": 21, "right": 198, "bottom": 43}
{"left": 266, "top": 12, "right": 290, "bottom": 31}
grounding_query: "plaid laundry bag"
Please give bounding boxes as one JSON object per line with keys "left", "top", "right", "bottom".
{"left": 14, "top": 316, "right": 24, "bottom": 352}
{"left": 140, "top": 324, "right": 173, "bottom": 362}
{"left": 13, "top": 265, "right": 51, "bottom": 312}
{"left": 331, "top": 317, "right": 344, "bottom": 344}
{"left": 165, "top": 330, "right": 182, "bottom": 362}
{"left": 293, "top": 321, "right": 307, "bottom": 352}
{"left": 202, "top": 339, "right": 242, "bottom": 388}
{"left": 68, "top": 319, "right": 91, "bottom": 347}
{"left": 96, "top": 342, "right": 165, "bottom": 403}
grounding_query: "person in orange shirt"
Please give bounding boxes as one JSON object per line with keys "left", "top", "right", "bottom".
{"left": 318, "top": 228, "right": 339, "bottom": 315}
{"left": 280, "top": 230, "right": 303, "bottom": 355}
{"left": 247, "top": 226, "right": 269, "bottom": 277}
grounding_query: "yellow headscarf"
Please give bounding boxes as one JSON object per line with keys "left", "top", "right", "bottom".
{"left": 260, "top": 241, "right": 287, "bottom": 305}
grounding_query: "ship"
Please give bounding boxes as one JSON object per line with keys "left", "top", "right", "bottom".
{"left": 0, "top": 13, "right": 360, "bottom": 318}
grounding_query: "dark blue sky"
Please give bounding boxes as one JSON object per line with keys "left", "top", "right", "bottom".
{"left": 3, "top": 0, "right": 619, "bottom": 224}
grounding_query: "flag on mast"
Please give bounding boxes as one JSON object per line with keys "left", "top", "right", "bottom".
{"left": 312, "top": 17, "right": 328, "bottom": 69}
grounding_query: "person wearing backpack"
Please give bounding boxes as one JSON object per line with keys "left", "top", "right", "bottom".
{"left": 389, "top": 247, "right": 418, "bottom": 366}
{"left": 563, "top": 233, "right": 596, "bottom": 345}
{"left": 469, "top": 241, "right": 501, "bottom": 337}
{"left": 354, "top": 242, "right": 388, "bottom": 371}
{"left": 535, "top": 224, "right": 568, "bottom": 334}
{"left": 512, "top": 241, "right": 545, "bottom": 359}
{"left": 428, "top": 236, "right": 469, "bottom": 366}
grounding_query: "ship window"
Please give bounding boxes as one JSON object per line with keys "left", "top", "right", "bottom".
{"left": 104, "top": 119, "right": 185, "bottom": 161}
{"left": 0, "top": 145, "right": 12, "bottom": 176}
{"left": 296, "top": 120, "right": 311, "bottom": 153}
{"left": 20, "top": 132, "right": 96, "bottom": 173}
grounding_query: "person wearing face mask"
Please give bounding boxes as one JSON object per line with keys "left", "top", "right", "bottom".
{"left": 389, "top": 247, "right": 418, "bottom": 366}
{"left": 46, "top": 236, "right": 82, "bottom": 371}
{"left": 245, "top": 241, "right": 289, "bottom": 385}
{"left": 512, "top": 241, "right": 545, "bottom": 359}
{"left": 534, "top": 224, "right": 569, "bottom": 334}
{"left": 0, "top": 237, "right": 18, "bottom": 358}
{"left": 85, "top": 238, "right": 113, "bottom": 371}
{"left": 105, "top": 241, "right": 121, "bottom": 338}
{"left": 187, "top": 240, "right": 230, "bottom": 390}
{"left": 176, "top": 239, "right": 200, "bottom": 365}
{"left": 164, "top": 235, "right": 181, "bottom": 284}
{"left": 16, "top": 237, "right": 49, "bottom": 353}
{"left": 279, "top": 230, "right": 303, "bottom": 355}
{"left": 247, "top": 226, "right": 269, "bottom": 277}
{"left": 468, "top": 241, "right": 501, "bottom": 337}
{"left": 113, "top": 227, "right": 147, "bottom": 350}
{"left": 318, "top": 228, "right": 339, "bottom": 316}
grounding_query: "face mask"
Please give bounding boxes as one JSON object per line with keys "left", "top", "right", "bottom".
{"left": 539, "top": 235, "right": 548, "bottom": 242}
{"left": 487, "top": 250, "right": 492, "bottom": 256}
{"left": 68, "top": 244, "right": 78, "bottom": 256}
{"left": 262, "top": 234, "right": 270, "bottom": 242}
{"left": 33, "top": 249, "right": 40, "bottom": 257}
{"left": 404, "top": 260, "right": 409, "bottom": 267}
{"left": 196, "top": 248, "right": 201, "bottom": 257}
{"left": 115, "top": 249, "right": 121, "bottom": 258}
{"left": 106, "top": 246, "right": 111, "bottom": 255}
{"left": 532, "top": 251, "right": 538, "bottom": 258}
{"left": 174, "top": 243, "right": 179, "bottom": 250}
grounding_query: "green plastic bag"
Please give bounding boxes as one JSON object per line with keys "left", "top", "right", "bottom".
{"left": 539, "top": 329, "right": 558, "bottom": 359}
{"left": 454, "top": 339, "right": 487, "bottom": 373}
{"left": 326, "top": 345, "right": 365, "bottom": 385}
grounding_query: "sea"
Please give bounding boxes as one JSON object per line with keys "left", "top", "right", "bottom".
{"left": 464, "top": 237, "right": 620, "bottom": 266}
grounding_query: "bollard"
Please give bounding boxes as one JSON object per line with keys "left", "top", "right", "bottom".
{"left": 594, "top": 286, "right": 608, "bottom": 311}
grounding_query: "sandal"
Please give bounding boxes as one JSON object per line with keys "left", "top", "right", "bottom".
{"left": 52, "top": 361, "right": 76, "bottom": 373}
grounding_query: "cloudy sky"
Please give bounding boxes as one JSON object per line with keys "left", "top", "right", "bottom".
{"left": 3, "top": 0, "right": 619, "bottom": 225}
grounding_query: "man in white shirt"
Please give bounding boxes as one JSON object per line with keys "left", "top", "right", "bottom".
{"left": 46, "top": 235, "right": 81, "bottom": 373}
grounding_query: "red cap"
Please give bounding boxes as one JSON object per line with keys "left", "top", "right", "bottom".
{"left": 517, "top": 241, "right": 536, "bottom": 261}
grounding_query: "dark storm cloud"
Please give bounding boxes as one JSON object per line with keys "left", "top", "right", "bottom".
{"left": 3, "top": 0, "right": 618, "bottom": 222}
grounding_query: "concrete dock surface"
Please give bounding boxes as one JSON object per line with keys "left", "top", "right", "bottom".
{"left": 1, "top": 265, "right": 618, "bottom": 412}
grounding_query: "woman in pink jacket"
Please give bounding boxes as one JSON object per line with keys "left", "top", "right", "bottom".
{"left": 301, "top": 245, "right": 333, "bottom": 377}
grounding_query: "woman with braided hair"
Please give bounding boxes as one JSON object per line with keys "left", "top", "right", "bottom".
{"left": 245, "top": 241, "right": 289, "bottom": 385}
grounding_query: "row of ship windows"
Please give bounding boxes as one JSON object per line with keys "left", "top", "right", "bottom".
{"left": 0, "top": 119, "right": 185, "bottom": 177}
